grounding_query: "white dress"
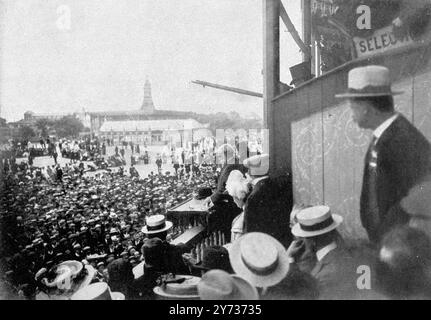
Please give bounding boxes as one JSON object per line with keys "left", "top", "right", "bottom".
{"left": 231, "top": 211, "right": 244, "bottom": 242}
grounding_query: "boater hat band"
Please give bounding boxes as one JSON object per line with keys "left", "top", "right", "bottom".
{"left": 300, "top": 216, "right": 334, "bottom": 232}
{"left": 346, "top": 85, "right": 394, "bottom": 96}
{"left": 146, "top": 222, "right": 166, "bottom": 231}
{"left": 241, "top": 255, "right": 279, "bottom": 276}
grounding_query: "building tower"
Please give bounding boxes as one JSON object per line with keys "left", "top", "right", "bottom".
{"left": 141, "top": 78, "right": 156, "bottom": 114}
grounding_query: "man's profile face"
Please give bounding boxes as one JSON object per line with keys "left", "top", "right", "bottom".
{"left": 348, "top": 99, "right": 371, "bottom": 129}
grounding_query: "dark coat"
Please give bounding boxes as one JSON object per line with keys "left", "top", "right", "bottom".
{"left": 243, "top": 176, "right": 293, "bottom": 247}
{"left": 311, "top": 244, "right": 385, "bottom": 300}
{"left": 360, "top": 115, "right": 431, "bottom": 243}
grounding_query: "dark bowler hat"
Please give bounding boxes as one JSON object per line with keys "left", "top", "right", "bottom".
{"left": 195, "top": 187, "right": 212, "bottom": 200}
{"left": 193, "top": 246, "right": 232, "bottom": 273}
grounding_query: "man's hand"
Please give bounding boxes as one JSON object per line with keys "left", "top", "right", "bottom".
{"left": 182, "top": 253, "right": 197, "bottom": 266}
{"left": 202, "top": 196, "right": 213, "bottom": 209}
{"left": 286, "top": 239, "right": 306, "bottom": 261}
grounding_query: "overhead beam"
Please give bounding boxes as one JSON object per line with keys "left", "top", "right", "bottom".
{"left": 279, "top": 0, "right": 311, "bottom": 59}
{"left": 191, "top": 80, "right": 263, "bottom": 98}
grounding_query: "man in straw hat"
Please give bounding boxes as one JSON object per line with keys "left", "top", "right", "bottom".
{"left": 336, "top": 65, "right": 431, "bottom": 244}
{"left": 289, "top": 205, "right": 380, "bottom": 299}
{"left": 141, "top": 215, "right": 190, "bottom": 275}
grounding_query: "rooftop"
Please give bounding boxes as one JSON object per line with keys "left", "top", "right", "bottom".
{"left": 99, "top": 119, "right": 208, "bottom": 132}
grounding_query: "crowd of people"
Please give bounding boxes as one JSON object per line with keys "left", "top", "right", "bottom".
{"left": 59, "top": 138, "right": 106, "bottom": 162}
{"left": 0, "top": 151, "right": 217, "bottom": 299}
{"left": 2, "top": 65, "right": 431, "bottom": 300}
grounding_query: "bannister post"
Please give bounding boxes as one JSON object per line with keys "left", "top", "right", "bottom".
{"left": 263, "top": 0, "right": 280, "bottom": 176}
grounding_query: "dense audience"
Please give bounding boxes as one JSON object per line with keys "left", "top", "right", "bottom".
{"left": 2, "top": 140, "right": 431, "bottom": 300}
{"left": 0, "top": 153, "right": 217, "bottom": 299}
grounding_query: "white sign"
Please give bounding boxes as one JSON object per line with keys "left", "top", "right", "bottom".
{"left": 353, "top": 25, "right": 414, "bottom": 58}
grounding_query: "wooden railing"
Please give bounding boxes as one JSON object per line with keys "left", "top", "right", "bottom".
{"left": 166, "top": 198, "right": 228, "bottom": 264}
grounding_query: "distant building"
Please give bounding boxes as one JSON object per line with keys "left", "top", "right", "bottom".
{"left": 99, "top": 119, "right": 211, "bottom": 147}
{"left": 87, "top": 79, "right": 199, "bottom": 134}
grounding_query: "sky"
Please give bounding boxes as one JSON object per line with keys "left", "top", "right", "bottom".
{"left": 0, "top": 0, "right": 303, "bottom": 122}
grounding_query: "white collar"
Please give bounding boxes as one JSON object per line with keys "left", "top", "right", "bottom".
{"left": 316, "top": 242, "right": 337, "bottom": 261}
{"left": 373, "top": 113, "right": 398, "bottom": 140}
{"left": 252, "top": 176, "right": 269, "bottom": 186}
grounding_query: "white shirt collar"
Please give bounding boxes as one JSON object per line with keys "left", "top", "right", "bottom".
{"left": 316, "top": 242, "right": 337, "bottom": 261}
{"left": 251, "top": 176, "right": 269, "bottom": 186}
{"left": 373, "top": 113, "right": 398, "bottom": 140}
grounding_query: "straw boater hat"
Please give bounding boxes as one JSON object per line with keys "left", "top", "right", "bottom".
{"left": 197, "top": 269, "right": 258, "bottom": 300}
{"left": 291, "top": 205, "right": 343, "bottom": 238}
{"left": 243, "top": 154, "right": 269, "bottom": 177}
{"left": 141, "top": 214, "right": 173, "bottom": 235}
{"left": 193, "top": 246, "right": 232, "bottom": 273}
{"left": 153, "top": 275, "right": 201, "bottom": 300}
{"left": 229, "top": 232, "right": 290, "bottom": 288}
{"left": 335, "top": 65, "right": 403, "bottom": 98}
{"left": 71, "top": 282, "right": 124, "bottom": 300}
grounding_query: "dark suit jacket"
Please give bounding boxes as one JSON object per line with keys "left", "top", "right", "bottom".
{"left": 311, "top": 246, "right": 362, "bottom": 299}
{"left": 360, "top": 115, "right": 431, "bottom": 243}
{"left": 243, "top": 176, "right": 293, "bottom": 247}
{"left": 311, "top": 244, "right": 386, "bottom": 300}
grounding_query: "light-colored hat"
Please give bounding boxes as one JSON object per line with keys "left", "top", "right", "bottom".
{"left": 71, "top": 282, "right": 124, "bottom": 300}
{"left": 243, "top": 154, "right": 269, "bottom": 177}
{"left": 153, "top": 275, "right": 201, "bottom": 300}
{"left": 40, "top": 261, "right": 96, "bottom": 296}
{"left": 198, "top": 269, "right": 258, "bottom": 300}
{"left": 142, "top": 214, "right": 173, "bottom": 234}
{"left": 229, "top": 232, "right": 289, "bottom": 288}
{"left": 291, "top": 205, "right": 343, "bottom": 238}
{"left": 335, "top": 65, "right": 403, "bottom": 98}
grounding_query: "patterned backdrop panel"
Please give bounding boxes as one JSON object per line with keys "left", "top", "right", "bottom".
{"left": 291, "top": 112, "right": 324, "bottom": 206}
{"left": 322, "top": 104, "right": 370, "bottom": 240}
{"left": 413, "top": 65, "right": 431, "bottom": 139}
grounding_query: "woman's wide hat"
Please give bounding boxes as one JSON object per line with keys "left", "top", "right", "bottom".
{"left": 335, "top": 65, "right": 403, "bottom": 98}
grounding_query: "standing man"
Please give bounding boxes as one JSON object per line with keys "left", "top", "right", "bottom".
{"left": 52, "top": 148, "right": 58, "bottom": 165}
{"left": 155, "top": 156, "right": 162, "bottom": 174}
{"left": 242, "top": 154, "right": 293, "bottom": 248}
{"left": 336, "top": 65, "right": 431, "bottom": 243}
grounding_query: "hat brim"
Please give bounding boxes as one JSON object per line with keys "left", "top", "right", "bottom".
{"left": 335, "top": 91, "right": 403, "bottom": 98}
{"left": 192, "top": 262, "right": 210, "bottom": 270}
{"left": 198, "top": 274, "right": 259, "bottom": 300}
{"left": 291, "top": 214, "right": 343, "bottom": 238}
{"left": 142, "top": 221, "right": 173, "bottom": 234}
{"left": 153, "top": 286, "right": 200, "bottom": 300}
{"left": 230, "top": 275, "right": 259, "bottom": 300}
{"left": 229, "top": 233, "right": 290, "bottom": 288}
{"left": 111, "top": 292, "right": 125, "bottom": 300}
